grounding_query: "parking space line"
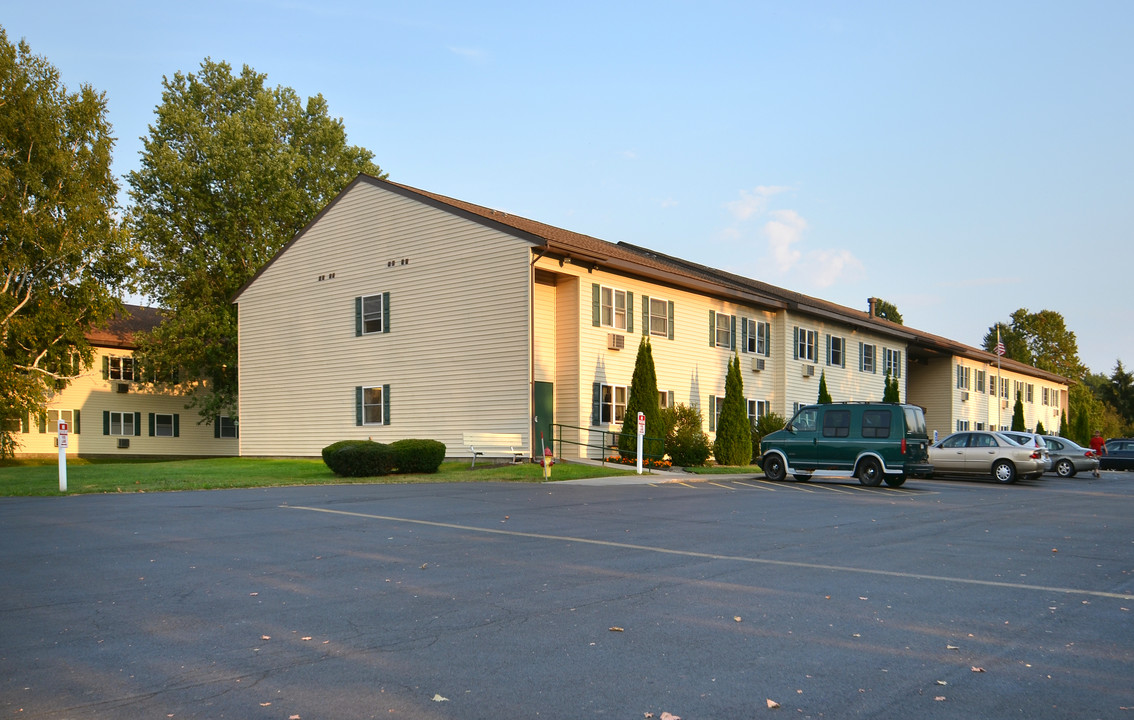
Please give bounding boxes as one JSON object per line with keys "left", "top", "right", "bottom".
{"left": 733, "top": 480, "right": 775, "bottom": 491}
{"left": 707, "top": 482, "right": 734, "bottom": 490}
{"left": 284, "top": 505, "right": 1134, "bottom": 601}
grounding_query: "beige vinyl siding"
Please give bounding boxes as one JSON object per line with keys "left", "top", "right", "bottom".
{"left": 908, "top": 356, "right": 955, "bottom": 439}
{"left": 237, "top": 182, "right": 533, "bottom": 457}
{"left": 553, "top": 275, "right": 581, "bottom": 456}
{"left": 533, "top": 272, "right": 556, "bottom": 383}
{"left": 10, "top": 346, "right": 235, "bottom": 458}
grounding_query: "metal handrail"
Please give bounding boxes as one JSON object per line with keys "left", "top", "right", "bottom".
{"left": 551, "top": 422, "right": 666, "bottom": 467}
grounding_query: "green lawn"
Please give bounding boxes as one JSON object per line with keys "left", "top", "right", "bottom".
{"left": 0, "top": 457, "right": 636, "bottom": 496}
{"left": 683, "top": 464, "right": 763, "bottom": 475}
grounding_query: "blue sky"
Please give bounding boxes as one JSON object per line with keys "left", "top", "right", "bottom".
{"left": 7, "top": 1, "right": 1131, "bottom": 374}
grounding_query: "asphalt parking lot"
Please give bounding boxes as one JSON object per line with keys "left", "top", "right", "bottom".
{"left": 2, "top": 471, "right": 1132, "bottom": 719}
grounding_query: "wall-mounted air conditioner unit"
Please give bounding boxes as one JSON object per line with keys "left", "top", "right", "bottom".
{"left": 117, "top": 438, "right": 130, "bottom": 449}
{"left": 752, "top": 358, "right": 765, "bottom": 372}
{"left": 116, "top": 382, "right": 130, "bottom": 394}
{"left": 961, "top": 391, "right": 969, "bottom": 401}
{"left": 802, "top": 364, "right": 815, "bottom": 377}
{"left": 607, "top": 334, "right": 625, "bottom": 351}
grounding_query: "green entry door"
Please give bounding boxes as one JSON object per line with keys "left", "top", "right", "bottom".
{"left": 533, "top": 382, "right": 554, "bottom": 456}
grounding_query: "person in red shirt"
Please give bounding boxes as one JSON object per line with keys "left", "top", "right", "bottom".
{"left": 1089, "top": 431, "right": 1106, "bottom": 477}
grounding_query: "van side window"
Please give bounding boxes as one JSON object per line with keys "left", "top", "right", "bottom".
{"left": 822, "top": 410, "right": 851, "bottom": 438}
{"left": 791, "top": 408, "right": 819, "bottom": 432}
{"left": 862, "top": 409, "right": 892, "bottom": 438}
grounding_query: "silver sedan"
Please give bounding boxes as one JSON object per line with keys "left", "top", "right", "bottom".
{"left": 1040, "top": 435, "right": 1100, "bottom": 477}
{"left": 929, "top": 431, "right": 1046, "bottom": 483}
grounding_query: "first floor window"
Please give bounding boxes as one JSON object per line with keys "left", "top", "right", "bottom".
{"left": 976, "top": 422, "right": 986, "bottom": 430}
{"left": 48, "top": 409, "right": 73, "bottom": 433}
{"left": 109, "top": 411, "right": 134, "bottom": 436}
{"left": 956, "top": 420, "right": 970, "bottom": 431}
{"left": 747, "top": 399, "right": 769, "bottom": 422}
{"left": 795, "top": 327, "right": 817, "bottom": 362}
{"left": 155, "top": 414, "right": 175, "bottom": 437}
{"left": 600, "top": 384, "right": 627, "bottom": 424}
{"left": 217, "top": 416, "right": 238, "bottom": 437}
{"left": 659, "top": 390, "right": 674, "bottom": 409}
{"left": 361, "top": 387, "right": 384, "bottom": 425}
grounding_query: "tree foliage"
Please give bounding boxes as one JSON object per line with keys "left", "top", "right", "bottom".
{"left": 982, "top": 308, "right": 1083, "bottom": 380}
{"left": 1011, "top": 392, "right": 1026, "bottom": 431}
{"left": 883, "top": 370, "right": 900, "bottom": 402}
{"left": 751, "top": 411, "right": 787, "bottom": 464}
{"left": 1035, "top": 419, "right": 1045, "bottom": 435}
{"left": 871, "top": 297, "right": 903, "bottom": 325}
{"left": 662, "top": 403, "right": 711, "bottom": 467}
{"left": 127, "top": 58, "right": 383, "bottom": 421}
{"left": 1102, "top": 361, "right": 1134, "bottom": 427}
{"left": 1, "top": 29, "right": 135, "bottom": 456}
{"left": 713, "top": 355, "right": 752, "bottom": 465}
{"left": 816, "top": 370, "right": 833, "bottom": 404}
{"left": 619, "top": 337, "right": 663, "bottom": 457}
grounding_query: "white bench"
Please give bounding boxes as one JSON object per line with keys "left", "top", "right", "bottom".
{"left": 463, "top": 432, "right": 526, "bottom": 467}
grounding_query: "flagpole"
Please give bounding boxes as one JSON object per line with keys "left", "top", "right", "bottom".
{"left": 996, "top": 325, "right": 1002, "bottom": 430}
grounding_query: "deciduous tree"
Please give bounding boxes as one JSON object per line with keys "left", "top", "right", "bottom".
{"left": 1, "top": 29, "right": 135, "bottom": 456}
{"left": 870, "top": 297, "right": 903, "bottom": 325}
{"left": 127, "top": 58, "right": 383, "bottom": 421}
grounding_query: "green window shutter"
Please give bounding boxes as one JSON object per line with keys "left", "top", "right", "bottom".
{"left": 872, "top": 345, "right": 878, "bottom": 374}
{"left": 825, "top": 334, "right": 831, "bottom": 365}
{"left": 103, "top": 410, "right": 110, "bottom": 435}
{"left": 741, "top": 318, "right": 748, "bottom": 354}
{"left": 667, "top": 301, "right": 674, "bottom": 340}
{"left": 72, "top": 410, "right": 80, "bottom": 434}
{"left": 134, "top": 412, "right": 141, "bottom": 436}
{"left": 765, "top": 324, "right": 771, "bottom": 357}
{"left": 102, "top": 355, "right": 109, "bottom": 380}
{"left": 355, "top": 296, "right": 362, "bottom": 336}
{"left": 383, "top": 291, "right": 391, "bottom": 333}
{"left": 591, "top": 284, "right": 601, "bottom": 327}
{"left": 730, "top": 315, "right": 736, "bottom": 351}
{"left": 641, "top": 295, "right": 650, "bottom": 335}
{"left": 21, "top": 414, "right": 29, "bottom": 433}
{"left": 148, "top": 413, "right": 155, "bottom": 437}
{"left": 38, "top": 413, "right": 46, "bottom": 433}
{"left": 709, "top": 310, "right": 716, "bottom": 347}
{"left": 355, "top": 387, "right": 363, "bottom": 426}
{"left": 841, "top": 342, "right": 846, "bottom": 369}
{"left": 626, "top": 293, "right": 634, "bottom": 333}
{"left": 383, "top": 384, "right": 391, "bottom": 425}
{"left": 214, "top": 416, "right": 221, "bottom": 438}
{"left": 793, "top": 327, "right": 799, "bottom": 359}
{"left": 709, "top": 396, "right": 716, "bottom": 431}
{"left": 896, "top": 351, "right": 902, "bottom": 378}
{"left": 173, "top": 414, "right": 180, "bottom": 438}
{"left": 592, "top": 383, "right": 602, "bottom": 425}
{"left": 859, "top": 342, "right": 865, "bottom": 371}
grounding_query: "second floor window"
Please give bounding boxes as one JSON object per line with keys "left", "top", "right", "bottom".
{"left": 601, "top": 287, "right": 627, "bottom": 330}
{"left": 648, "top": 297, "right": 669, "bottom": 338}
{"left": 957, "top": 365, "right": 970, "bottom": 390}
{"left": 861, "top": 343, "right": 876, "bottom": 373}
{"left": 715, "top": 312, "right": 732, "bottom": 348}
{"left": 109, "top": 356, "right": 134, "bottom": 381}
{"left": 884, "top": 348, "right": 902, "bottom": 378}
{"left": 795, "top": 327, "right": 817, "bottom": 362}
{"left": 828, "top": 335, "right": 845, "bottom": 367}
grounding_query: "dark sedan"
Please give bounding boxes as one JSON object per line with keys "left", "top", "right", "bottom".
{"left": 1100, "top": 438, "right": 1134, "bottom": 471}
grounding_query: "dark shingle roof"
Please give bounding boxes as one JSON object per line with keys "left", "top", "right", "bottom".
{"left": 85, "top": 304, "right": 164, "bottom": 349}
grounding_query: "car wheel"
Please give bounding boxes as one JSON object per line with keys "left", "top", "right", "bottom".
{"left": 992, "top": 460, "right": 1017, "bottom": 484}
{"left": 792, "top": 474, "right": 812, "bottom": 482}
{"left": 1056, "top": 459, "right": 1074, "bottom": 478}
{"left": 884, "top": 474, "right": 906, "bottom": 487}
{"left": 857, "top": 458, "right": 883, "bottom": 487}
{"left": 763, "top": 454, "right": 786, "bottom": 481}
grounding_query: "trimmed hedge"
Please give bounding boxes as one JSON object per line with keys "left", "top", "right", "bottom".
{"left": 390, "top": 439, "right": 446, "bottom": 474}
{"left": 322, "top": 440, "right": 396, "bottom": 477}
{"left": 322, "top": 438, "right": 446, "bottom": 477}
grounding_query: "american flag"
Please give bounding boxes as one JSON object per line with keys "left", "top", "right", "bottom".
{"left": 996, "top": 340, "right": 1005, "bottom": 356}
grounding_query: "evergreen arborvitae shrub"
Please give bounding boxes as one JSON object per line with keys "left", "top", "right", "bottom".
{"left": 1011, "top": 392, "right": 1026, "bottom": 431}
{"left": 322, "top": 440, "right": 396, "bottom": 477}
{"left": 1035, "top": 420, "right": 1046, "bottom": 435}
{"left": 619, "top": 337, "right": 663, "bottom": 457}
{"left": 1058, "top": 411, "right": 1068, "bottom": 436}
{"left": 713, "top": 355, "right": 752, "bottom": 466}
{"left": 390, "top": 439, "right": 447, "bottom": 474}
{"left": 883, "top": 370, "right": 900, "bottom": 402}
{"left": 662, "top": 403, "right": 711, "bottom": 467}
{"left": 817, "top": 371, "right": 833, "bottom": 404}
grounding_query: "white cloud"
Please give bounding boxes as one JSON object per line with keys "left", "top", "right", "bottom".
{"left": 764, "top": 209, "right": 807, "bottom": 272}
{"left": 659, "top": 197, "right": 677, "bottom": 208}
{"left": 726, "top": 185, "right": 791, "bottom": 221}
{"left": 806, "top": 248, "right": 865, "bottom": 287}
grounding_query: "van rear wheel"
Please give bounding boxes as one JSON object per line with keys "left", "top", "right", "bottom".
{"left": 857, "top": 458, "right": 883, "bottom": 487}
{"left": 884, "top": 474, "right": 906, "bottom": 487}
{"left": 763, "top": 455, "right": 786, "bottom": 481}
{"left": 793, "top": 474, "right": 812, "bottom": 482}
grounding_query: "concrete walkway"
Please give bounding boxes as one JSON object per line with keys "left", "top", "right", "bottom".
{"left": 549, "top": 457, "right": 762, "bottom": 485}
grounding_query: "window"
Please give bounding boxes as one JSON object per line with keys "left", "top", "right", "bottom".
{"left": 599, "top": 384, "right": 627, "bottom": 425}
{"left": 356, "top": 293, "right": 391, "bottom": 336}
{"left": 822, "top": 409, "right": 851, "bottom": 438}
{"left": 743, "top": 319, "right": 770, "bottom": 355}
{"left": 860, "top": 343, "right": 876, "bottom": 373}
{"left": 975, "top": 422, "right": 986, "bottom": 430}
{"left": 862, "top": 409, "right": 892, "bottom": 438}
{"left": 709, "top": 394, "right": 723, "bottom": 431}
{"left": 827, "top": 335, "right": 845, "bottom": 367}
{"left": 1042, "top": 387, "right": 1050, "bottom": 406}
{"left": 1026, "top": 384, "right": 1034, "bottom": 403}
{"left": 216, "top": 416, "right": 237, "bottom": 438}
{"left": 48, "top": 409, "right": 73, "bottom": 433}
{"left": 956, "top": 366, "right": 970, "bottom": 390}
{"left": 975, "top": 369, "right": 986, "bottom": 393}
{"left": 712, "top": 311, "right": 733, "bottom": 348}
{"left": 747, "top": 399, "right": 769, "bottom": 422}
{"left": 1053, "top": 390, "right": 1060, "bottom": 408}
{"left": 884, "top": 348, "right": 902, "bottom": 378}
{"left": 790, "top": 407, "right": 819, "bottom": 432}
{"left": 361, "top": 387, "right": 384, "bottom": 425}
{"left": 109, "top": 356, "right": 134, "bottom": 381}
{"left": 659, "top": 390, "right": 674, "bottom": 409}
{"left": 989, "top": 375, "right": 996, "bottom": 394}
{"left": 646, "top": 296, "right": 671, "bottom": 338}
{"left": 1000, "top": 378, "right": 1009, "bottom": 399}
{"left": 601, "top": 286, "right": 627, "bottom": 330}
{"left": 109, "top": 411, "right": 135, "bottom": 436}
{"left": 1, "top": 417, "right": 19, "bottom": 433}
{"left": 954, "top": 420, "right": 970, "bottom": 432}
{"left": 155, "top": 414, "right": 174, "bottom": 437}
{"left": 795, "top": 327, "right": 817, "bottom": 362}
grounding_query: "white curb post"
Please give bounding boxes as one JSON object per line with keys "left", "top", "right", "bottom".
{"left": 636, "top": 412, "right": 645, "bottom": 475}
{"left": 57, "top": 420, "right": 69, "bottom": 492}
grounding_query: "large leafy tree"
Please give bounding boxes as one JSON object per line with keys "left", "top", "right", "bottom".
{"left": 1102, "top": 361, "right": 1134, "bottom": 426}
{"left": 982, "top": 309, "right": 1083, "bottom": 380}
{"left": 127, "top": 58, "right": 384, "bottom": 421}
{"left": 870, "top": 297, "right": 903, "bottom": 325}
{"left": 1, "top": 29, "right": 135, "bottom": 456}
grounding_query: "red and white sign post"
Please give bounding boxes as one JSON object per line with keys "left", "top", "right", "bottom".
{"left": 636, "top": 412, "right": 646, "bottom": 475}
{"left": 57, "top": 420, "right": 69, "bottom": 492}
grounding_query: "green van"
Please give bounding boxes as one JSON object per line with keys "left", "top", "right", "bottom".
{"left": 759, "top": 402, "right": 933, "bottom": 487}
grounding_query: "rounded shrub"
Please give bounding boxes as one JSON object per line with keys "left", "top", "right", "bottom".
{"left": 390, "top": 438, "right": 447, "bottom": 474}
{"left": 322, "top": 440, "right": 395, "bottom": 477}
{"left": 662, "top": 403, "right": 711, "bottom": 467}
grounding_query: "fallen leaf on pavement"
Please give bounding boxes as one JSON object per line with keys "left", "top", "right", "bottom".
{"left": 972, "top": 666, "right": 985, "bottom": 673}
{"left": 660, "top": 713, "right": 681, "bottom": 720}
{"left": 935, "top": 696, "right": 946, "bottom": 701}
{"left": 936, "top": 680, "right": 947, "bottom": 686}
{"left": 432, "top": 694, "right": 449, "bottom": 702}
{"left": 946, "top": 644, "right": 959, "bottom": 650}
{"left": 261, "top": 635, "right": 270, "bottom": 640}
{"left": 767, "top": 699, "right": 780, "bottom": 709}
{"left": 734, "top": 616, "right": 742, "bottom": 622}
{"left": 301, "top": 636, "right": 312, "bottom": 641}
{"left": 610, "top": 626, "right": 624, "bottom": 632}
